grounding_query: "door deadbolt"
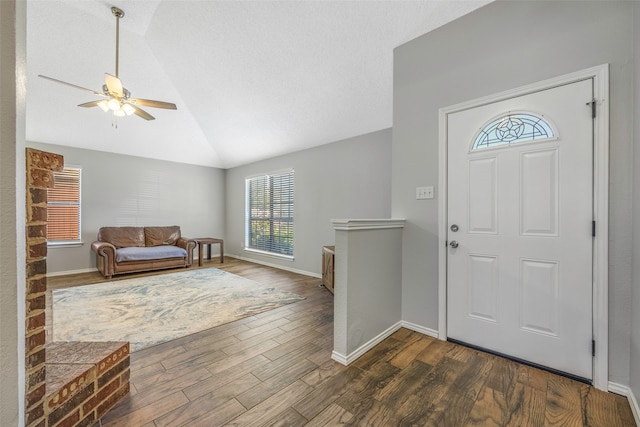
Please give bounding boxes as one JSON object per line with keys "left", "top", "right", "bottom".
{"left": 450, "top": 224, "right": 459, "bottom": 232}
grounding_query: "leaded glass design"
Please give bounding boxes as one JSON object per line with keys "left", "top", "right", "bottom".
{"left": 472, "top": 112, "right": 555, "bottom": 151}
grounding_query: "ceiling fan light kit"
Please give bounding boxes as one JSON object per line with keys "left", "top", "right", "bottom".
{"left": 39, "top": 5, "right": 177, "bottom": 123}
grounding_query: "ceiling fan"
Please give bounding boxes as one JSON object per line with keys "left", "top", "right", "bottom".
{"left": 39, "top": 6, "right": 176, "bottom": 121}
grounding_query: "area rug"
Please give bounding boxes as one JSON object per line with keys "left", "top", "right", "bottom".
{"left": 52, "top": 268, "right": 305, "bottom": 352}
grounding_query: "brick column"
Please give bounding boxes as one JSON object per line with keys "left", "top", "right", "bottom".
{"left": 25, "top": 148, "right": 64, "bottom": 427}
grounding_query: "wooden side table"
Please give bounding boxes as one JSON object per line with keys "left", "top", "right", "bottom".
{"left": 195, "top": 238, "right": 224, "bottom": 266}
{"left": 322, "top": 246, "right": 335, "bottom": 294}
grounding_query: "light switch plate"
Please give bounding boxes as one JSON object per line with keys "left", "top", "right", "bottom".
{"left": 416, "top": 186, "right": 434, "bottom": 200}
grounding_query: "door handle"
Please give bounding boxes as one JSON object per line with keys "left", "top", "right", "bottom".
{"left": 449, "top": 240, "right": 459, "bottom": 248}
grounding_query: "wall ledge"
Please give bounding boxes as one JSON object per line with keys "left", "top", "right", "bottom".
{"left": 331, "top": 218, "right": 406, "bottom": 231}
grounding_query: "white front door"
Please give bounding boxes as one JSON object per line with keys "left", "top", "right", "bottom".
{"left": 446, "top": 79, "right": 594, "bottom": 380}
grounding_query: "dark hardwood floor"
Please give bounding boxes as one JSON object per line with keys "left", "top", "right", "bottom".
{"left": 49, "top": 258, "right": 636, "bottom": 426}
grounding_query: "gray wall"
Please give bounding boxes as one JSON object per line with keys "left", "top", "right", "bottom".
{"left": 27, "top": 142, "right": 226, "bottom": 274}
{"left": 631, "top": 0, "right": 640, "bottom": 405}
{"left": 225, "top": 129, "right": 391, "bottom": 276}
{"left": 393, "top": 1, "right": 636, "bottom": 385}
{"left": 1, "top": 0, "right": 24, "bottom": 424}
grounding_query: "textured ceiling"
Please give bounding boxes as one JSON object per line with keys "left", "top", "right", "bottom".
{"left": 26, "top": 0, "right": 489, "bottom": 168}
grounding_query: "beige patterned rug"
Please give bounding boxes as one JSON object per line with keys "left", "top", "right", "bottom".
{"left": 52, "top": 268, "right": 305, "bottom": 352}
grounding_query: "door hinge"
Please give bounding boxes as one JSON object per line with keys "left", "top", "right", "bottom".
{"left": 592, "top": 221, "right": 596, "bottom": 237}
{"left": 592, "top": 340, "right": 596, "bottom": 357}
{"left": 586, "top": 100, "right": 597, "bottom": 118}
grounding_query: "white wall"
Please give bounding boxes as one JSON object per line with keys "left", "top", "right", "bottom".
{"left": 27, "top": 142, "right": 226, "bottom": 274}
{"left": 631, "top": 0, "right": 640, "bottom": 409}
{"left": 393, "top": 1, "right": 635, "bottom": 385}
{"left": 225, "top": 129, "right": 391, "bottom": 276}
{"left": 1, "top": 0, "right": 26, "bottom": 425}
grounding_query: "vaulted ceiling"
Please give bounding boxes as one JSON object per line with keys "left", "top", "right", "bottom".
{"left": 26, "top": 0, "right": 489, "bottom": 168}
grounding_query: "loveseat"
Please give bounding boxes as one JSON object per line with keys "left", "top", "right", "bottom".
{"left": 91, "top": 226, "right": 196, "bottom": 279}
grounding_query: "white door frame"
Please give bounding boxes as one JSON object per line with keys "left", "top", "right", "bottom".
{"left": 437, "top": 64, "right": 609, "bottom": 391}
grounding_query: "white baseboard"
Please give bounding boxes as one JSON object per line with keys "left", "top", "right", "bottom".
{"left": 46, "top": 267, "right": 98, "bottom": 277}
{"left": 608, "top": 381, "right": 640, "bottom": 425}
{"left": 228, "top": 253, "right": 321, "bottom": 278}
{"left": 401, "top": 321, "right": 439, "bottom": 338}
{"left": 331, "top": 321, "right": 403, "bottom": 366}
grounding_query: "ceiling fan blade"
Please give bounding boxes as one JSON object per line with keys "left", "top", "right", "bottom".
{"left": 129, "top": 98, "right": 177, "bottom": 110}
{"left": 105, "top": 73, "right": 124, "bottom": 97}
{"left": 39, "top": 75, "right": 105, "bottom": 97}
{"left": 131, "top": 105, "right": 155, "bottom": 121}
{"left": 78, "top": 100, "right": 103, "bottom": 108}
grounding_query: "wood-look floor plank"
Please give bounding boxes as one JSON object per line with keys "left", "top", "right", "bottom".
{"left": 224, "top": 380, "right": 313, "bottom": 427}
{"left": 252, "top": 344, "right": 321, "bottom": 382}
{"left": 301, "top": 360, "right": 348, "bottom": 388}
{"left": 101, "top": 390, "right": 189, "bottom": 426}
{"left": 424, "top": 353, "right": 494, "bottom": 426}
{"left": 261, "top": 407, "right": 308, "bottom": 427}
{"left": 374, "top": 359, "right": 433, "bottom": 407}
{"left": 52, "top": 258, "right": 633, "bottom": 427}
{"left": 184, "top": 355, "right": 270, "bottom": 401}
{"left": 337, "top": 361, "right": 400, "bottom": 415}
{"left": 581, "top": 384, "right": 626, "bottom": 427}
{"left": 237, "top": 358, "right": 318, "bottom": 409}
{"left": 614, "top": 393, "right": 637, "bottom": 426}
{"left": 545, "top": 376, "right": 584, "bottom": 426}
{"left": 292, "top": 366, "right": 362, "bottom": 421}
{"left": 388, "top": 335, "right": 432, "bottom": 369}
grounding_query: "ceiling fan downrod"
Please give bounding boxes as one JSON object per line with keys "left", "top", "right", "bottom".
{"left": 111, "top": 6, "right": 124, "bottom": 78}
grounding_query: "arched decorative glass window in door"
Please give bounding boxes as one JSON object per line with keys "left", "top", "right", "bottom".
{"left": 471, "top": 112, "right": 556, "bottom": 151}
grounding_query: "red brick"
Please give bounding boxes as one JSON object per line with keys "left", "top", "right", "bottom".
{"left": 27, "top": 295, "right": 46, "bottom": 313}
{"left": 26, "top": 383, "right": 46, "bottom": 408}
{"left": 26, "top": 259, "right": 47, "bottom": 277}
{"left": 27, "top": 149, "right": 64, "bottom": 172}
{"left": 97, "top": 345, "right": 130, "bottom": 376}
{"left": 26, "top": 347, "right": 45, "bottom": 369}
{"left": 96, "top": 382, "right": 129, "bottom": 419}
{"left": 29, "top": 169, "right": 55, "bottom": 189}
{"left": 26, "top": 330, "right": 46, "bottom": 353}
{"left": 27, "top": 312, "right": 45, "bottom": 330}
{"left": 76, "top": 412, "right": 96, "bottom": 427}
{"left": 29, "top": 418, "right": 46, "bottom": 427}
{"left": 29, "top": 188, "right": 47, "bottom": 204}
{"left": 28, "top": 241, "right": 48, "bottom": 259}
{"left": 27, "top": 365, "right": 46, "bottom": 389}
{"left": 29, "top": 205, "right": 47, "bottom": 222}
{"left": 27, "top": 277, "right": 47, "bottom": 294}
{"left": 97, "top": 358, "right": 129, "bottom": 388}
{"left": 48, "top": 384, "right": 94, "bottom": 426}
{"left": 50, "top": 408, "right": 80, "bottom": 427}
{"left": 27, "top": 225, "right": 47, "bottom": 239}
{"left": 25, "top": 402, "right": 44, "bottom": 425}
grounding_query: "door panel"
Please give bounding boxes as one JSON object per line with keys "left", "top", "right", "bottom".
{"left": 447, "top": 79, "right": 593, "bottom": 380}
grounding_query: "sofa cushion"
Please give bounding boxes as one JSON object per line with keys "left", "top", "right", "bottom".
{"left": 145, "top": 226, "right": 181, "bottom": 247}
{"left": 115, "top": 245, "right": 188, "bottom": 263}
{"left": 99, "top": 227, "right": 145, "bottom": 248}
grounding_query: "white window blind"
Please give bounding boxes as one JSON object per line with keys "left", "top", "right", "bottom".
{"left": 245, "top": 170, "right": 294, "bottom": 257}
{"left": 47, "top": 167, "right": 81, "bottom": 242}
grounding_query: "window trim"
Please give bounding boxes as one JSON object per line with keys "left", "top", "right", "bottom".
{"left": 47, "top": 165, "right": 82, "bottom": 246}
{"left": 244, "top": 169, "right": 294, "bottom": 260}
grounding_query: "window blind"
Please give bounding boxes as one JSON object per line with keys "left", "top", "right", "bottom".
{"left": 246, "top": 170, "right": 294, "bottom": 257}
{"left": 47, "top": 167, "right": 81, "bottom": 241}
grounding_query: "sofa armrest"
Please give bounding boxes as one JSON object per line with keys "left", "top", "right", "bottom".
{"left": 91, "top": 241, "right": 117, "bottom": 278}
{"left": 176, "top": 237, "right": 196, "bottom": 266}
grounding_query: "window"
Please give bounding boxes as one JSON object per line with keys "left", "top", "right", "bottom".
{"left": 472, "top": 112, "right": 556, "bottom": 151}
{"left": 47, "top": 166, "right": 81, "bottom": 243}
{"left": 245, "top": 170, "right": 294, "bottom": 258}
